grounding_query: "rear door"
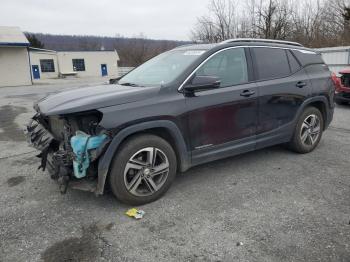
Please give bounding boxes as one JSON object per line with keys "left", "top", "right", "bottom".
{"left": 251, "top": 47, "right": 311, "bottom": 148}
{"left": 185, "top": 47, "right": 258, "bottom": 164}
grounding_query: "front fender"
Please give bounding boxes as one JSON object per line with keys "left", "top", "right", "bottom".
{"left": 95, "top": 120, "right": 190, "bottom": 195}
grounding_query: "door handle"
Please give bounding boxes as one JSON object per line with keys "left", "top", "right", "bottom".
{"left": 296, "top": 81, "right": 307, "bottom": 88}
{"left": 240, "top": 90, "right": 256, "bottom": 97}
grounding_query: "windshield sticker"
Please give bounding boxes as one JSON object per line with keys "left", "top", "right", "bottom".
{"left": 183, "top": 50, "right": 206, "bottom": 56}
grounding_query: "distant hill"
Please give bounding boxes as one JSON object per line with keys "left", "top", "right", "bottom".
{"left": 29, "top": 33, "right": 190, "bottom": 67}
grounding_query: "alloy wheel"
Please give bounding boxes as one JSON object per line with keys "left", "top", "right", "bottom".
{"left": 123, "top": 147, "right": 170, "bottom": 197}
{"left": 300, "top": 114, "right": 321, "bottom": 146}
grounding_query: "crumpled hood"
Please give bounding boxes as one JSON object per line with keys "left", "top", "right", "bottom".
{"left": 36, "top": 84, "right": 160, "bottom": 116}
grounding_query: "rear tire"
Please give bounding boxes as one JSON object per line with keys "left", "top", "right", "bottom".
{"left": 109, "top": 134, "right": 177, "bottom": 205}
{"left": 288, "top": 107, "right": 324, "bottom": 154}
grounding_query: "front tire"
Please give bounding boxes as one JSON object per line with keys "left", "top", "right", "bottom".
{"left": 109, "top": 134, "right": 177, "bottom": 205}
{"left": 288, "top": 107, "right": 324, "bottom": 154}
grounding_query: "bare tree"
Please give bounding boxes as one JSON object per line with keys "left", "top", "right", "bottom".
{"left": 322, "top": 0, "right": 350, "bottom": 45}
{"left": 191, "top": 0, "right": 238, "bottom": 43}
{"left": 343, "top": 6, "right": 350, "bottom": 43}
{"left": 25, "top": 33, "right": 45, "bottom": 48}
{"left": 114, "top": 35, "right": 152, "bottom": 67}
{"left": 78, "top": 37, "right": 101, "bottom": 50}
{"left": 113, "top": 34, "right": 180, "bottom": 67}
{"left": 191, "top": 0, "right": 350, "bottom": 47}
{"left": 255, "top": 0, "right": 291, "bottom": 39}
{"left": 290, "top": 0, "right": 323, "bottom": 46}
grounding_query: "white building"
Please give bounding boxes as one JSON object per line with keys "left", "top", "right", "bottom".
{"left": 316, "top": 46, "right": 350, "bottom": 74}
{"left": 29, "top": 49, "right": 120, "bottom": 82}
{"left": 29, "top": 48, "right": 59, "bottom": 80}
{"left": 0, "top": 26, "right": 32, "bottom": 87}
{"left": 56, "top": 51, "right": 119, "bottom": 78}
{"left": 0, "top": 26, "right": 120, "bottom": 87}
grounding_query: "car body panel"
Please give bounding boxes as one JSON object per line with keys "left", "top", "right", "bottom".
{"left": 185, "top": 82, "right": 258, "bottom": 150}
{"left": 255, "top": 69, "right": 311, "bottom": 135}
{"left": 98, "top": 91, "right": 187, "bottom": 133}
{"left": 96, "top": 120, "right": 191, "bottom": 195}
{"left": 26, "top": 40, "right": 335, "bottom": 196}
{"left": 304, "top": 64, "right": 334, "bottom": 103}
{"left": 36, "top": 85, "right": 160, "bottom": 116}
{"left": 339, "top": 68, "right": 350, "bottom": 74}
{"left": 333, "top": 70, "right": 350, "bottom": 103}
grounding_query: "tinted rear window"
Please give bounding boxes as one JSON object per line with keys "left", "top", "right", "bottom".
{"left": 252, "top": 47, "right": 290, "bottom": 80}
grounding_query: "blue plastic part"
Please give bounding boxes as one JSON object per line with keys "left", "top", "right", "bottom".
{"left": 70, "top": 131, "right": 107, "bottom": 179}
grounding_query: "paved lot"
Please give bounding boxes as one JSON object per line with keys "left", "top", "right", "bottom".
{"left": 0, "top": 81, "right": 349, "bottom": 262}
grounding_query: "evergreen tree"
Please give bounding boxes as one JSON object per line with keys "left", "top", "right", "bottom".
{"left": 25, "top": 33, "right": 44, "bottom": 48}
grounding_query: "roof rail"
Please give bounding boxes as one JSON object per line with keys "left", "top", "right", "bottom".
{"left": 220, "top": 38, "right": 303, "bottom": 47}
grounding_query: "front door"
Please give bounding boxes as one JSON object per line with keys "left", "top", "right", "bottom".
{"left": 185, "top": 47, "right": 258, "bottom": 164}
{"left": 101, "top": 64, "right": 108, "bottom": 76}
{"left": 32, "top": 65, "right": 40, "bottom": 79}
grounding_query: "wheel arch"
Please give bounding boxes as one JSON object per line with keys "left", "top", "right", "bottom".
{"left": 307, "top": 101, "right": 327, "bottom": 127}
{"left": 95, "top": 120, "right": 190, "bottom": 195}
{"left": 296, "top": 96, "right": 333, "bottom": 130}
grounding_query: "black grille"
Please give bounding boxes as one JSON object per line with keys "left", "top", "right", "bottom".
{"left": 343, "top": 92, "right": 350, "bottom": 98}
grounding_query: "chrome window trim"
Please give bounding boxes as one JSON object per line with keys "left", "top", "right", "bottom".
{"left": 178, "top": 45, "right": 315, "bottom": 91}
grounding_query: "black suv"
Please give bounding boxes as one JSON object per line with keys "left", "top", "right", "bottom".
{"left": 26, "top": 39, "right": 335, "bottom": 205}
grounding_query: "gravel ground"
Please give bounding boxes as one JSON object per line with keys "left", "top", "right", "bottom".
{"left": 0, "top": 81, "right": 349, "bottom": 262}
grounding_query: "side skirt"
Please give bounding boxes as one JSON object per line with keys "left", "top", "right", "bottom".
{"left": 191, "top": 136, "right": 256, "bottom": 167}
{"left": 191, "top": 124, "right": 293, "bottom": 168}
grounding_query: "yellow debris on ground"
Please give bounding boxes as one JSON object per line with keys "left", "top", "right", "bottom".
{"left": 125, "top": 208, "right": 145, "bottom": 219}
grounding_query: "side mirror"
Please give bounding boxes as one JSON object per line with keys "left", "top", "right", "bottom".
{"left": 184, "top": 75, "right": 221, "bottom": 94}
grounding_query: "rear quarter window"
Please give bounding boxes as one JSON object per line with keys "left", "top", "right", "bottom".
{"left": 252, "top": 47, "right": 291, "bottom": 80}
{"left": 291, "top": 49, "right": 324, "bottom": 66}
{"left": 287, "top": 50, "right": 301, "bottom": 73}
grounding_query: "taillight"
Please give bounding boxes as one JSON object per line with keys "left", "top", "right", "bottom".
{"left": 331, "top": 72, "right": 337, "bottom": 84}
{"left": 331, "top": 72, "right": 341, "bottom": 91}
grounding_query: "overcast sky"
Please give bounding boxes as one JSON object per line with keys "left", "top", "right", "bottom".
{"left": 0, "top": 0, "right": 211, "bottom": 41}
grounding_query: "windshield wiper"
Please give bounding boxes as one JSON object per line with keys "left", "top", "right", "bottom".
{"left": 119, "top": 82, "right": 143, "bottom": 87}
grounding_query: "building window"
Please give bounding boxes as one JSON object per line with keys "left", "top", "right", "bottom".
{"left": 40, "top": 59, "right": 55, "bottom": 73}
{"left": 72, "top": 59, "right": 85, "bottom": 71}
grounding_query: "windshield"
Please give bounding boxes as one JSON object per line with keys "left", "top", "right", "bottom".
{"left": 118, "top": 50, "right": 206, "bottom": 87}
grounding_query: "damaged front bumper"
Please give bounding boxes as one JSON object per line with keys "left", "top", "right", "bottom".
{"left": 26, "top": 115, "right": 54, "bottom": 151}
{"left": 25, "top": 113, "right": 111, "bottom": 195}
{"left": 25, "top": 113, "right": 55, "bottom": 171}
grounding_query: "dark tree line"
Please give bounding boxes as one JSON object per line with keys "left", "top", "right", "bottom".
{"left": 25, "top": 33, "right": 45, "bottom": 49}
{"left": 29, "top": 33, "right": 188, "bottom": 67}
{"left": 191, "top": 0, "right": 350, "bottom": 47}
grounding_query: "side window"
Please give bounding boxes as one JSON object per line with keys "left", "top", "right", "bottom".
{"left": 196, "top": 48, "right": 248, "bottom": 87}
{"left": 72, "top": 59, "right": 86, "bottom": 71}
{"left": 287, "top": 50, "right": 301, "bottom": 73}
{"left": 40, "top": 59, "right": 55, "bottom": 73}
{"left": 253, "top": 48, "right": 290, "bottom": 80}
